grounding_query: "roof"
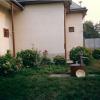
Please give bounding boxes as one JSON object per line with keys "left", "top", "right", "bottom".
{"left": 16, "top": 0, "right": 72, "bottom": 5}
{"left": 11, "top": 0, "right": 24, "bottom": 10}
{"left": 70, "top": 2, "right": 82, "bottom": 9}
{"left": 70, "top": 2, "right": 87, "bottom": 14}
{"left": 17, "top": 0, "right": 66, "bottom": 1}
{"left": 15, "top": 0, "right": 87, "bottom": 14}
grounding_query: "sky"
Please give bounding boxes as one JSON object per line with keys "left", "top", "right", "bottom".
{"left": 73, "top": 0, "right": 100, "bottom": 24}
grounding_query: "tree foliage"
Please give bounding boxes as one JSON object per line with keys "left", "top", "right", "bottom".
{"left": 83, "top": 21, "right": 100, "bottom": 38}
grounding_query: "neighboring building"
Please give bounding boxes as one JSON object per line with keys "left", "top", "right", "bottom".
{"left": 0, "top": 0, "right": 87, "bottom": 59}
{"left": 95, "top": 22, "right": 100, "bottom": 34}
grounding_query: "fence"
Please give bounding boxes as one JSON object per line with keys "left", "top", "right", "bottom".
{"left": 85, "top": 38, "right": 100, "bottom": 49}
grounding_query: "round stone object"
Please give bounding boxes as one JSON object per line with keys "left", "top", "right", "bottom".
{"left": 76, "top": 69, "right": 86, "bottom": 78}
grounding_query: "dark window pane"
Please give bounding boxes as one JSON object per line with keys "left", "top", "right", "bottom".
{"left": 69, "top": 27, "right": 74, "bottom": 32}
{"left": 4, "top": 28, "right": 9, "bottom": 38}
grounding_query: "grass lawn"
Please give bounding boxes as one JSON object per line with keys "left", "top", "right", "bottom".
{"left": 0, "top": 61, "right": 100, "bottom": 100}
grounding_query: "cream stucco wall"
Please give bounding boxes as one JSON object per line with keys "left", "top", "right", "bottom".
{"left": 66, "top": 13, "right": 83, "bottom": 58}
{"left": 0, "top": 3, "right": 84, "bottom": 58}
{"left": 0, "top": 6, "right": 12, "bottom": 55}
{"left": 14, "top": 3, "right": 64, "bottom": 56}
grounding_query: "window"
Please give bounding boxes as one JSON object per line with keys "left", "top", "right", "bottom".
{"left": 69, "top": 27, "right": 74, "bottom": 32}
{"left": 3, "top": 28, "right": 9, "bottom": 38}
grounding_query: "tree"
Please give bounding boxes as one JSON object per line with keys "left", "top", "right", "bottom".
{"left": 83, "top": 21, "right": 100, "bottom": 38}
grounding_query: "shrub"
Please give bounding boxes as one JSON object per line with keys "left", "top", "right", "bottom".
{"left": 70, "top": 46, "right": 91, "bottom": 65}
{"left": 40, "top": 50, "right": 52, "bottom": 65}
{"left": 53, "top": 55, "right": 66, "bottom": 65}
{"left": 92, "top": 49, "right": 100, "bottom": 59}
{"left": 0, "top": 53, "right": 22, "bottom": 76}
{"left": 16, "top": 49, "right": 40, "bottom": 67}
{"left": 41, "top": 57, "right": 51, "bottom": 65}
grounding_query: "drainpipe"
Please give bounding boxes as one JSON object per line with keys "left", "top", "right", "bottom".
{"left": 64, "top": 2, "right": 67, "bottom": 60}
{"left": 64, "top": 6, "right": 67, "bottom": 60}
{"left": 64, "top": 1, "right": 71, "bottom": 60}
{"left": 11, "top": 3, "right": 16, "bottom": 57}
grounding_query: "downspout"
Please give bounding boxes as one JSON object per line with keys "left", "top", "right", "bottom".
{"left": 64, "top": 4, "right": 67, "bottom": 60}
{"left": 11, "top": 3, "right": 15, "bottom": 57}
{"left": 64, "top": 0, "right": 71, "bottom": 60}
{"left": 64, "top": 0, "right": 68, "bottom": 60}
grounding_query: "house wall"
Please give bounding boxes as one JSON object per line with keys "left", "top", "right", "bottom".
{"left": 0, "top": 6, "right": 12, "bottom": 55}
{"left": 14, "top": 3, "right": 64, "bottom": 56}
{"left": 66, "top": 13, "right": 83, "bottom": 58}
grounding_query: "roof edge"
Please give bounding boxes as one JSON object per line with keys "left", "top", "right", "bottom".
{"left": 11, "top": 0, "right": 24, "bottom": 10}
{"left": 70, "top": 7, "right": 87, "bottom": 13}
{"left": 18, "top": 0, "right": 72, "bottom": 5}
{"left": 69, "top": 7, "right": 87, "bottom": 18}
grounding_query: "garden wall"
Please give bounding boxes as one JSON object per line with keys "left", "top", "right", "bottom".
{"left": 85, "top": 38, "right": 100, "bottom": 49}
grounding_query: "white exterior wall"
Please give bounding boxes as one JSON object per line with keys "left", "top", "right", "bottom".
{"left": 14, "top": 3, "right": 64, "bottom": 56}
{"left": 0, "top": 6, "right": 11, "bottom": 55}
{"left": 66, "top": 13, "right": 83, "bottom": 58}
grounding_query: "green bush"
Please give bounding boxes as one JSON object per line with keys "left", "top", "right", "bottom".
{"left": 53, "top": 55, "right": 66, "bottom": 65}
{"left": 92, "top": 49, "right": 100, "bottom": 59}
{"left": 17, "top": 49, "right": 40, "bottom": 67}
{"left": 41, "top": 57, "right": 51, "bottom": 65}
{"left": 0, "top": 53, "right": 22, "bottom": 76}
{"left": 70, "top": 46, "right": 91, "bottom": 65}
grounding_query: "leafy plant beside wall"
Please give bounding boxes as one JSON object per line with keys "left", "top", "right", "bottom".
{"left": 0, "top": 52, "right": 22, "bottom": 76}
{"left": 70, "top": 46, "right": 92, "bottom": 65}
{"left": 92, "top": 49, "right": 100, "bottom": 60}
{"left": 53, "top": 55, "right": 66, "bottom": 65}
{"left": 40, "top": 50, "right": 52, "bottom": 66}
{"left": 17, "top": 49, "right": 40, "bottom": 68}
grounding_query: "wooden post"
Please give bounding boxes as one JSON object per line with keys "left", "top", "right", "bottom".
{"left": 11, "top": 3, "right": 16, "bottom": 57}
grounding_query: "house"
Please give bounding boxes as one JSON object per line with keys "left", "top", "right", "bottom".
{"left": 0, "top": 0, "right": 87, "bottom": 59}
{"left": 95, "top": 22, "right": 100, "bottom": 34}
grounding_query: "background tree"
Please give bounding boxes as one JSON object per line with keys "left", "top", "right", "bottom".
{"left": 83, "top": 21, "right": 100, "bottom": 38}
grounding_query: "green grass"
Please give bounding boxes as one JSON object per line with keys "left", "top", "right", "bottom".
{"left": 86, "top": 59, "right": 100, "bottom": 74}
{"left": 0, "top": 61, "right": 100, "bottom": 100}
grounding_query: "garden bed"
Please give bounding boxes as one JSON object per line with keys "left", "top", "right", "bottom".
{"left": 0, "top": 60, "right": 100, "bottom": 100}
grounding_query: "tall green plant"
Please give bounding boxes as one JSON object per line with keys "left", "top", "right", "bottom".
{"left": 40, "top": 50, "right": 52, "bottom": 65}
{"left": 70, "top": 46, "right": 92, "bottom": 65}
{"left": 53, "top": 55, "right": 66, "bottom": 65}
{"left": 17, "top": 49, "right": 40, "bottom": 67}
{"left": 0, "top": 53, "right": 22, "bottom": 76}
{"left": 92, "top": 49, "right": 100, "bottom": 59}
